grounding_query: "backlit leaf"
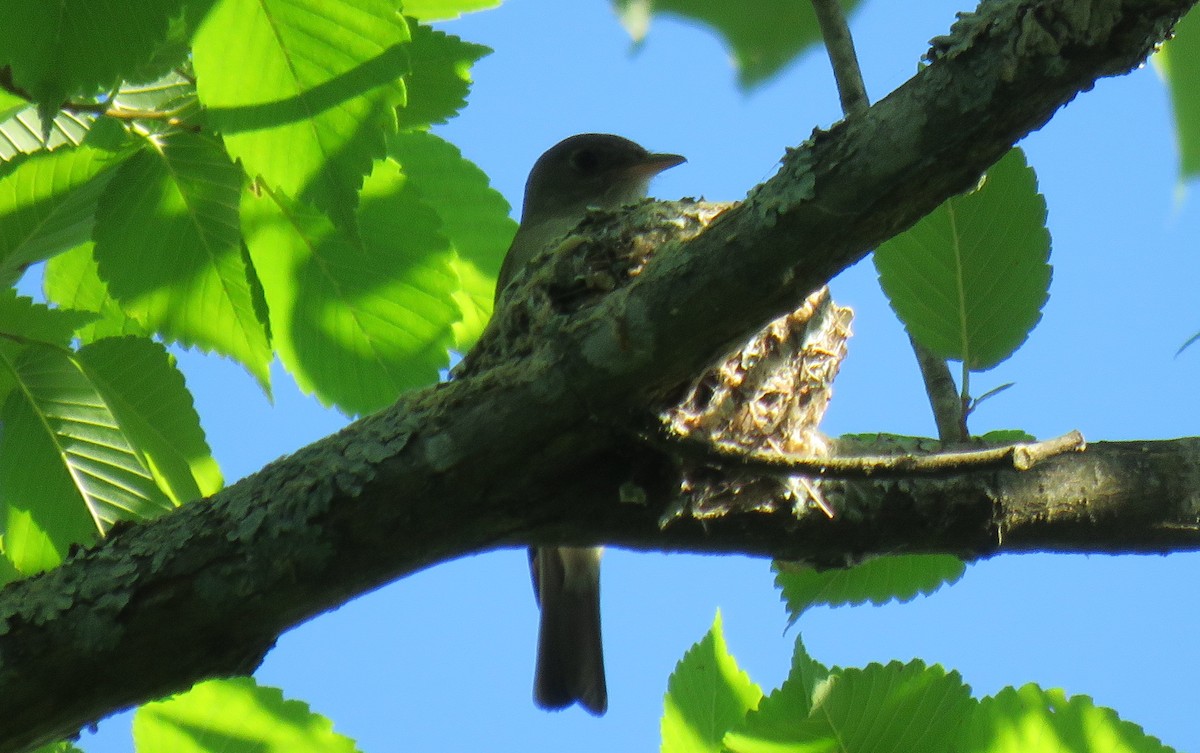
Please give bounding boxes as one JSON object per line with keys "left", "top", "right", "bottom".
{"left": 875, "top": 148, "right": 1051, "bottom": 371}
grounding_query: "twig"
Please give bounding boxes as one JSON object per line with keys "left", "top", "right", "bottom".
{"left": 670, "top": 430, "right": 1086, "bottom": 479}
{"left": 0, "top": 66, "right": 188, "bottom": 126}
{"left": 912, "top": 335, "right": 968, "bottom": 441}
{"left": 811, "top": 0, "right": 869, "bottom": 115}
{"left": 0, "top": 66, "right": 32, "bottom": 103}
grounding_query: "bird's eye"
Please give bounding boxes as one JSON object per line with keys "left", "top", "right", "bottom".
{"left": 569, "top": 148, "right": 600, "bottom": 173}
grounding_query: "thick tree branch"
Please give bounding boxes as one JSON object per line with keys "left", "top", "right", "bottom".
{"left": 0, "top": 0, "right": 1195, "bottom": 750}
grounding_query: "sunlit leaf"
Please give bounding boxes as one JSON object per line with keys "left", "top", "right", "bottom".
{"left": 78, "top": 337, "right": 223, "bottom": 505}
{"left": 966, "top": 685, "right": 1174, "bottom": 753}
{"left": 775, "top": 555, "right": 966, "bottom": 624}
{"left": 0, "top": 339, "right": 172, "bottom": 574}
{"left": 27, "top": 742, "right": 84, "bottom": 753}
{"left": 0, "top": 108, "right": 96, "bottom": 162}
{"left": 242, "top": 160, "right": 458, "bottom": 415}
{"left": 1158, "top": 7, "right": 1200, "bottom": 180}
{"left": 194, "top": 0, "right": 409, "bottom": 226}
{"left": 725, "top": 636, "right": 830, "bottom": 743}
{"left": 0, "top": 289, "right": 96, "bottom": 347}
{"left": 403, "top": 0, "right": 501, "bottom": 22}
{"left": 108, "top": 68, "right": 202, "bottom": 137}
{"left": 662, "top": 611, "right": 762, "bottom": 753}
{"left": 399, "top": 24, "right": 490, "bottom": 131}
{"left": 388, "top": 130, "right": 515, "bottom": 347}
{"left": 44, "top": 243, "right": 148, "bottom": 343}
{"left": 725, "top": 661, "right": 974, "bottom": 753}
{"left": 0, "top": 89, "right": 25, "bottom": 122}
{"left": 92, "top": 132, "right": 272, "bottom": 390}
{"left": 134, "top": 677, "right": 360, "bottom": 753}
{"left": 0, "top": 145, "right": 125, "bottom": 283}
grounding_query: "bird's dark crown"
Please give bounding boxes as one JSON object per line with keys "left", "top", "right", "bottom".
{"left": 520, "top": 133, "right": 684, "bottom": 222}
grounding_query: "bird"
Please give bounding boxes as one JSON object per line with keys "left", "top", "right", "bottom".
{"left": 496, "top": 134, "right": 685, "bottom": 715}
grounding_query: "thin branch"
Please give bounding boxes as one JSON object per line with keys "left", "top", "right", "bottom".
{"left": 914, "top": 336, "right": 969, "bottom": 440}
{"left": 0, "top": 66, "right": 30, "bottom": 104}
{"left": 665, "top": 430, "right": 1086, "bottom": 478}
{"left": 811, "top": 0, "right": 870, "bottom": 115}
{"left": 0, "top": 66, "right": 188, "bottom": 126}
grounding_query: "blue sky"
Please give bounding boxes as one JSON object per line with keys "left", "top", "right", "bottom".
{"left": 78, "top": 0, "right": 1200, "bottom": 751}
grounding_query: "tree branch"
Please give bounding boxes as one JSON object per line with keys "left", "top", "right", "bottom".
{"left": 666, "top": 430, "right": 1085, "bottom": 478}
{"left": 812, "top": 0, "right": 870, "bottom": 115}
{"left": 0, "top": 0, "right": 1194, "bottom": 750}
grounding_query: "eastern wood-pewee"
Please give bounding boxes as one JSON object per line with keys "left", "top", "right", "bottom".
{"left": 497, "top": 134, "right": 685, "bottom": 716}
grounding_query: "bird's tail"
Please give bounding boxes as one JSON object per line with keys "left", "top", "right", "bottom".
{"left": 530, "top": 545, "right": 607, "bottom": 715}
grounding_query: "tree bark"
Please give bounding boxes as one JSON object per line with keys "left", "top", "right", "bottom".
{"left": 1, "top": 0, "right": 1196, "bottom": 750}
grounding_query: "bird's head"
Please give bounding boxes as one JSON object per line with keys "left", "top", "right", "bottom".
{"left": 520, "top": 133, "right": 686, "bottom": 224}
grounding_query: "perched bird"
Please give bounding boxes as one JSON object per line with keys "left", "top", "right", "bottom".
{"left": 497, "top": 134, "right": 685, "bottom": 715}
{"left": 497, "top": 133, "right": 687, "bottom": 307}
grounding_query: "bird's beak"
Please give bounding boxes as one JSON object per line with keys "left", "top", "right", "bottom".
{"left": 629, "top": 152, "right": 687, "bottom": 177}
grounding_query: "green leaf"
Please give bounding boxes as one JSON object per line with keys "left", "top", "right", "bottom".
{"left": 725, "top": 661, "right": 974, "bottom": 753}
{"left": 243, "top": 161, "right": 458, "bottom": 415}
{"left": 388, "top": 130, "right": 515, "bottom": 347}
{"left": 0, "top": 341, "right": 173, "bottom": 574}
{"left": 0, "top": 70, "right": 197, "bottom": 163}
{"left": 35, "top": 743, "right": 85, "bottom": 753}
{"left": 92, "top": 133, "right": 272, "bottom": 391}
{"left": 78, "top": 337, "right": 223, "bottom": 505}
{"left": 976, "top": 429, "right": 1035, "bottom": 443}
{"left": 44, "top": 243, "right": 148, "bottom": 343}
{"left": 0, "top": 108, "right": 96, "bottom": 162}
{"left": 0, "top": 89, "right": 25, "bottom": 122}
{"left": 134, "top": 677, "right": 361, "bottom": 753}
{"left": 874, "top": 147, "right": 1051, "bottom": 371}
{"left": 613, "top": 0, "right": 864, "bottom": 89}
{"left": 81, "top": 117, "right": 134, "bottom": 153}
{"left": 125, "top": 0, "right": 215, "bottom": 86}
{"left": 966, "top": 685, "right": 1174, "bottom": 753}
{"left": 662, "top": 611, "right": 763, "bottom": 753}
{"left": 1158, "top": 8, "right": 1200, "bottom": 180}
{"left": 729, "top": 637, "right": 829, "bottom": 739}
{"left": 0, "top": 145, "right": 126, "bottom": 283}
{"left": 107, "top": 68, "right": 202, "bottom": 138}
{"left": 399, "top": 24, "right": 491, "bottom": 131}
{"left": 837, "top": 432, "right": 942, "bottom": 452}
{"left": 0, "top": 538, "right": 19, "bottom": 587}
{"left": 403, "top": 0, "right": 502, "bottom": 22}
{"left": 111, "top": 70, "right": 197, "bottom": 114}
{"left": 2, "top": 505, "right": 65, "bottom": 576}
{"left": 0, "top": 290, "right": 97, "bottom": 347}
{"left": 0, "top": 0, "right": 189, "bottom": 109}
{"left": 775, "top": 555, "right": 966, "bottom": 623}
{"left": 193, "top": 0, "right": 410, "bottom": 227}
